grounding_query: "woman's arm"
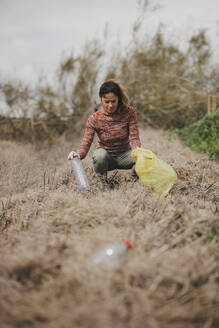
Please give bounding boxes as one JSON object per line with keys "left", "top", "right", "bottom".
{"left": 128, "top": 108, "right": 141, "bottom": 150}
{"left": 76, "top": 116, "right": 96, "bottom": 159}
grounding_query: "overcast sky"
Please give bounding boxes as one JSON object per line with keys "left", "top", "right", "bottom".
{"left": 0, "top": 0, "right": 219, "bottom": 85}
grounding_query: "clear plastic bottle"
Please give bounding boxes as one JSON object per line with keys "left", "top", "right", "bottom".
{"left": 71, "top": 157, "right": 90, "bottom": 190}
{"left": 89, "top": 241, "right": 133, "bottom": 270}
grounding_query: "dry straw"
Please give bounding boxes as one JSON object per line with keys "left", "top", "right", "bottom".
{"left": 0, "top": 127, "right": 218, "bottom": 328}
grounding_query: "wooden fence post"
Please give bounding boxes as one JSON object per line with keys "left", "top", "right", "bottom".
{"left": 208, "top": 95, "right": 216, "bottom": 114}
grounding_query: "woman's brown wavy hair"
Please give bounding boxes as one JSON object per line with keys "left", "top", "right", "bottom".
{"left": 99, "top": 79, "right": 130, "bottom": 113}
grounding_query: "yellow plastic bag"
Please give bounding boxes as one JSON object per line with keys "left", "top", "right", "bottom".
{"left": 132, "top": 147, "right": 177, "bottom": 199}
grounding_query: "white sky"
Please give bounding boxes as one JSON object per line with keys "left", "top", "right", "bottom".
{"left": 0, "top": 0, "right": 219, "bottom": 85}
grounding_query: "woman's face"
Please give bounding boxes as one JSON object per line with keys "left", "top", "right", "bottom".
{"left": 101, "top": 92, "right": 119, "bottom": 114}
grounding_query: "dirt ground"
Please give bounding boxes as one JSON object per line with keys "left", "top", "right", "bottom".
{"left": 0, "top": 127, "right": 219, "bottom": 328}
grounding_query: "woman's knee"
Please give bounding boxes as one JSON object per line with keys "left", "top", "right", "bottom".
{"left": 92, "top": 149, "right": 110, "bottom": 173}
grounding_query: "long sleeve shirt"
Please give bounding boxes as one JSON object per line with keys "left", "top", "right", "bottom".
{"left": 77, "top": 106, "right": 141, "bottom": 159}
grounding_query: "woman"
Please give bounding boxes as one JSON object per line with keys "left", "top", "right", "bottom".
{"left": 68, "top": 80, "right": 141, "bottom": 186}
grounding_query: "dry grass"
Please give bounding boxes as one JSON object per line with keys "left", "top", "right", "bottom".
{"left": 0, "top": 127, "right": 219, "bottom": 328}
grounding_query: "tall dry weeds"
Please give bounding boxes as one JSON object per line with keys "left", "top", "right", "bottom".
{"left": 0, "top": 40, "right": 104, "bottom": 143}
{"left": 0, "top": 127, "right": 218, "bottom": 328}
{"left": 106, "top": 28, "right": 217, "bottom": 128}
{"left": 1, "top": 3, "right": 219, "bottom": 142}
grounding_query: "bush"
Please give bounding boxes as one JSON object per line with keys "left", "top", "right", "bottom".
{"left": 1, "top": 2, "right": 219, "bottom": 141}
{"left": 177, "top": 106, "right": 219, "bottom": 161}
{"left": 0, "top": 40, "right": 104, "bottom": 143}
{"left": 106, "top": 27, "right": 214, "bottom": 129}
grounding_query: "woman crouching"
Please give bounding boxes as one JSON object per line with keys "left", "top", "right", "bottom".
{"left": 68, "top": 80, "right": 141, "bottom": 187}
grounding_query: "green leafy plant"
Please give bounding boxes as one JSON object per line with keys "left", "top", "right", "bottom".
{"left": 177, "top": 106, "right": 219, "bottom": 161}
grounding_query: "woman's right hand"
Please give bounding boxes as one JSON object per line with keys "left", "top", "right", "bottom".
{"left": 67, "top": 151, "right": 80, "bottom": 160}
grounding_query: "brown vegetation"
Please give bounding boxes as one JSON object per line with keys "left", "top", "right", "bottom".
{"left": 0, "top": 3, "right": 218, "bottom": 326}
{"left": 0, "top": 127, "right": 218, "bottom": 328}
{"left": 0, "top": 39, "right": 103, "bottom": 143}
{"left": 0, "top": 115, "right": 76, "bottom": 144}
{"left": 1, "top": 13, "right": 219, "bottom": 143}
{"left": 107, "top": 28, "right": 219, "bottom": 128}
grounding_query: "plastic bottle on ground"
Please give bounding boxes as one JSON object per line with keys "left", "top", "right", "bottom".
{"left": 71, "top": 157, "right": 90, "bottom": 190}
{"left": 88, "top": 241, "right": 133, "bottom": 270}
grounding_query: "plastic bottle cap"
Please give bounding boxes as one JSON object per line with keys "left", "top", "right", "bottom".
{"left": 125, "top": 240, "right": 133, "bottom": 249}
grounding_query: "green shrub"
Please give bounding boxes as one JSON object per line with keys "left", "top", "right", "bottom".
{"left": 177, "top": 106, "right": 219, "bottom": 161}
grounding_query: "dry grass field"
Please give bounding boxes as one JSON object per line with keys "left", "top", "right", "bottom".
{"left": 0, "top": 127, "right": 219, "bottom": 328}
